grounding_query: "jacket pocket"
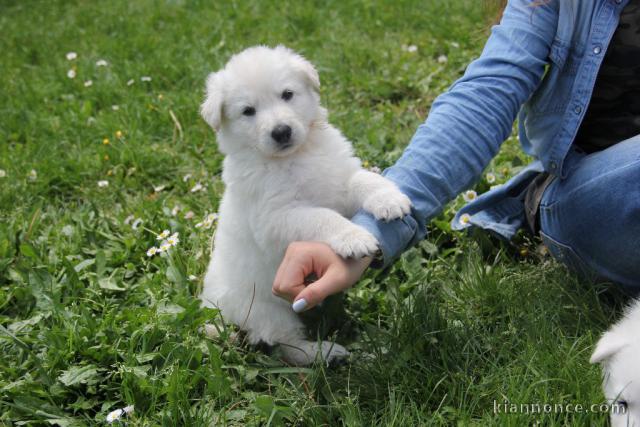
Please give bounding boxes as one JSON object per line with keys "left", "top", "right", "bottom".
{"left": 529, "top": 38, "right": 576, "bottom": 115}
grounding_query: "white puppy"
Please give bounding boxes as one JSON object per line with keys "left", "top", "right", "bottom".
{"left": 591, "top": 298, "right": 640, "bottom": 426}
{"left": 199, "top": 46, "right": 411, "bottom": 366}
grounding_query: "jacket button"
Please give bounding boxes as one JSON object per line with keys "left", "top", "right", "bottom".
{"left": 593, "top": 45, "right": 602, "bottom": 55}
{"left": 574, "top": 105, "right": 583, "bottom": 114}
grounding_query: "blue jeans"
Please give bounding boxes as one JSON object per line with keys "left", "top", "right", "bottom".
{"left": 539, "top": 135, "right": 640, "bottom": 288}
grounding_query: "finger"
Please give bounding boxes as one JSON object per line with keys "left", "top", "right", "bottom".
{"left": 292, "top": 267, "right": 347, "bottom": 312}
{"left": 273, "top": 252, "right": 311, "bottom": 302}
{"left": 272, "top": 254, "right": 292, "bottom": 295}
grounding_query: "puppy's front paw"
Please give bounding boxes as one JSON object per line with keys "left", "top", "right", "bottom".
{"left": 363, "top": 187, "right": 412, "bottom": 221}
{"left": 328, "top": 225, "right": 379, "bottom": 259}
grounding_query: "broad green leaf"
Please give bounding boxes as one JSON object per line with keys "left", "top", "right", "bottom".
{"left": 95, "top": 250, "right": 106, "bottom": 277}
{"left": 58, "top": 365, "right": 99, "bottom": 386}
{"left": 98, "top": 278, "right": 125, "bottom": 291}
{"left": 20, "top": 243, "right": 39, "bottom": 260}
{"left": 73, "top": 258, "right": 95, "bottom": 273}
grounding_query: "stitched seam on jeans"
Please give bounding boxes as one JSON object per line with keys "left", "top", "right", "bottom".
{"left": 539, "top": 231, "right": 592, "bottom": 278}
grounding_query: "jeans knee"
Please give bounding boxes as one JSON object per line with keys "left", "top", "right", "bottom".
{"left": 540, "top": 206, "right": 640, "bottom": 288}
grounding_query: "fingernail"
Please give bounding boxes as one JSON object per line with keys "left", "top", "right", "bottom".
{"left": 292, "top": 298, "right": 307, "bottom": 313}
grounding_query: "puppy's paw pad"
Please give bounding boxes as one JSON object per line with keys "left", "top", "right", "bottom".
{"left": 363, "top": 188, "right": 412, "bottom": 221}
{"left": 328, "top": 226, "right": 379, "bottom": 259}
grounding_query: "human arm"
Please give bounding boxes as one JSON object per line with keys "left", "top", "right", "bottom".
{"left": 352, "top": 0, "right": 559, "bottom": 267}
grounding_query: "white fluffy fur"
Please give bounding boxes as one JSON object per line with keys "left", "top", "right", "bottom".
{"left": 591, "top": 298, "right": 640, "bottom": 426}
{"left": 199, "top": 46, "right": 412, "bottom": 366}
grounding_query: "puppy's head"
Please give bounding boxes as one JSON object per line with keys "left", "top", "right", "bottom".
{"left": 591, "top": 305, "right": 640, "bottom": 427}
{"left": 201, "top": 45, "right": 322, "bottom": 157}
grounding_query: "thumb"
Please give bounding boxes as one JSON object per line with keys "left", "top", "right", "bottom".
{"left": 291, "top": 268, "right": 345, "bottom": 313}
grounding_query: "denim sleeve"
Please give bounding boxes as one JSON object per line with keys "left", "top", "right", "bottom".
{"left": 352, "top": 0, "right": 559, "bottom": 268}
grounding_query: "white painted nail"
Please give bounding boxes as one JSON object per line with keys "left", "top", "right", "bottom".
{"left": 292, "top": 298, "right": 307, "bottom": 313}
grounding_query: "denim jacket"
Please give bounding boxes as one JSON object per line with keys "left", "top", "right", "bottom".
{"left": 352, "top": 0, "right": 630, "bottom": 268}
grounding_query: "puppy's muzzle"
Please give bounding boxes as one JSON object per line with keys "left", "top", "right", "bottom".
{"left": 271, "top": 124, "right": 292, "bottom": 147}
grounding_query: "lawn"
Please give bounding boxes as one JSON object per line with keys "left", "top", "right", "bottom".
{"left": 0, "top": 0, "right": 627, "bottom": 425}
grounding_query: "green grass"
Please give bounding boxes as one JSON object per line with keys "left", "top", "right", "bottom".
{"left": 0, "top": 0, "right": 628, "bottom": 425}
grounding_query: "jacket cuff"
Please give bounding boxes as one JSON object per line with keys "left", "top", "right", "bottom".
{"left": 351, "top": 209, "right": 419, "bottom": 269}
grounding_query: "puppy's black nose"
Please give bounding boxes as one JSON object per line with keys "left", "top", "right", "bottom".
{"left": 271, "top": 124, "right": 292, "bottom": 144}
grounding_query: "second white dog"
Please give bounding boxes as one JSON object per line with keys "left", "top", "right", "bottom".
{"left": 591, "top": 298, "right": 640, "bottom": 426}
{"left": 199, "top": 46, "right": 412, "bottom": 366}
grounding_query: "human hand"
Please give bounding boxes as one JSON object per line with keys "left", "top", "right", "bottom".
{"left": 272, "top": 241, "right": 372, "bottom": 312}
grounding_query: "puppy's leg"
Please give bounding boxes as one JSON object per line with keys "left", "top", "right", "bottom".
{"left": 267, "top": 207, "right": 379, "bottom": 258}
{"left": 240, "top": 295, "right": 349, "bottom": 366}
{"left": 348, "top": 170, "right": 412, "bottom": 221}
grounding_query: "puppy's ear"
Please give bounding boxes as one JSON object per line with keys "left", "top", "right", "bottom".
{"left": 201, "top": 72, "right": 224, "bottom": 131}
{"left": 277, "top": 45, "right": 320, "bottom": 92}
{"left": 295, "top": 56, "right": 320, "bottom": 92}
{"left": 590, "top": 331, "right": 629, "bottom": 364}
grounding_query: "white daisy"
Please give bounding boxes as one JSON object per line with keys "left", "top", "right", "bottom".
{"left": 459, "top": 213, "right": 472, "bottom": 227}
{"left": 190, "top": 182, "right": 204, "bottom": 193}
{"left": 106, "top": 408, "right": 123, "bottom": 423}
{"left": 159, "top": 242, "right": 171, "bottom": 252}
{"left": 437, "top": 54, "right": 448, "bottom": 64}
{"left": 28, "top": 169, "right": 37, "bottom": 181}
{"left": 166, "top": 232, "right": 179, "bottom": 246}
{"left": 157, "top": 229, "right": 170, "bottom": 240}
{"left": 66, "top": 52, "right": 77, "bottom": 61}
{"left": 196, "top": 212, "right": 218, "bottom": 229}
{"left": 462, "top": 190, "right": 477, "bottom": 202}
{"left": 182, "top": 173, "right": 192, "bottom": 182}
{"left": 486, "top": 172, "right": 496, "bottom": 184}
{"left": 140, "top": 76, "right": 152, "bottom": 82}
{"left": 96, "top": 59, "right": 108, "bottom": 67}
{"left": 84, "top": 80, "right": 93, "bottom": 87}
{"left": 111, "top": 105, "right": 120, "bottom": 111}
{"left": 402, "top": 44, "right": 418, "bottom": 53}
{"left": 153, "top": 184, "right": 166, "bottom": 193}
{"left": 171, "top": 205, "right": 181, "bottom": 216}
{"left": 147, "top": 246, "right": 159, "bottom": 257}
{"left": 451, "top": 42, "right": 460, "bottom": 48}
{"left": 126, "top": 79, "right": 135, "bottom": 86}
{"left": 124, "top": 214, "right": 135, "bottom": 225}
{"left": 61, "top": 225, "right": 74, "bottom": 236}
{"left": 0, "top": 169, "right": 6, "bottom": 178}
{"left": 184, "top": 211, "right": 195, "bottom": 220}
{"left": 97, "top": 180, "right": 109, "bottom": 188}
{"left": 188, "top": 275, "right": 197, "bottom": 281}
{"left": 67, "top": 69, "right": 76, "bottom": 79}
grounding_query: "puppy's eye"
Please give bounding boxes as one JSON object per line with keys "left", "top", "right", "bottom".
{"left": 281, "top": 89, "right": 294, "bottom": 101}
{"left": 242, "top": 107, "right": 256, "bottom": 116}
